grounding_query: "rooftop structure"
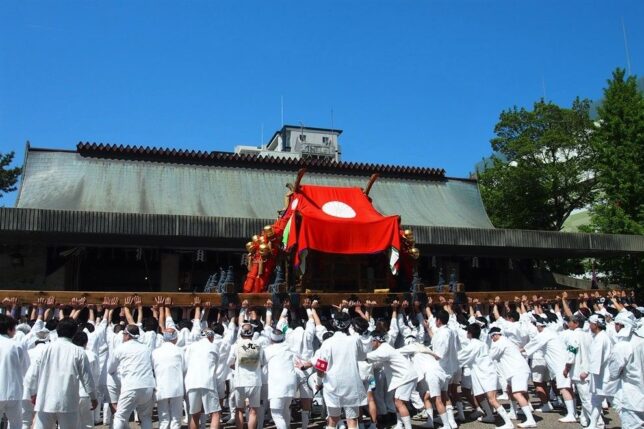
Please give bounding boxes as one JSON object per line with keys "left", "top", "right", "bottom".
{"left": 234, "top": 125, "right": 342, "bottom": 161}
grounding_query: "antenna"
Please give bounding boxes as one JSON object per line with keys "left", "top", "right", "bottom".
{"left": 621, "top": 17, "right": 632, "bottom": 75}
{"left": 280, "top": 96, "right": 284, "bottom": 127}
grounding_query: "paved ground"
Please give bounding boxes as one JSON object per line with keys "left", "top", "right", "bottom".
{"left": 95, "top": 399, "right": 622, "bottom": 429}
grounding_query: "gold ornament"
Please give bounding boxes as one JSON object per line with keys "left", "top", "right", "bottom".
{"left": 245, "top": 242, "right": 253, "bottom": 252}
{"left": 259, "top": 244, "right": 270, "bottom": 256}
{"left": 252, "top": 235, "right": 260, "bottom": 244}
{"left": 403, "top": 229, "right": 414, "bottom": 240}
{"left": 409, "top": 247, "right": 420, "bottom": 259}
{"left": 263, "top": 225, "right": 275, "bottom": 239}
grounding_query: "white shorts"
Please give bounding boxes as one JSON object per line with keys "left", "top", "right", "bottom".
{"left": 394, "top": 380, "right": 416, "bottom": 401}
{"left": 327, "top": 406, "right": 360, "bottom": 419}
{"left": 188, "top": 388, "right": 221, "bottom": 415}
{"left": 269, "top": 397, "right": 292, "bottom": 410}
{"left": 422, "top": 372, "right": 444, "bottom": 398}
{"left": 531, "top": 361, "right": 550, "bottom": 383}
{"left": 508, "top": 373, "right": 529, "bottom": 393}
{"left": 472, "top": 375, "right": 497, "bottom": 397}
{"left": 554, "top": 371, "right": 572, "bottom": 389}
{"left": 296, "top": 370, "right": 314, "bottom": 399}
{"left": 234, "top": 386, "right": 261, "bottom": 408}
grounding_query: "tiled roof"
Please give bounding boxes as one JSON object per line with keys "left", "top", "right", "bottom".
{"left": 76, "top": 142, "right": 446, "bottom": 180}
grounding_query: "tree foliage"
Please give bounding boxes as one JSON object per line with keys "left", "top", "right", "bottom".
{"left": 478, "top": 98, "right": 596, "bottom": 231}
{"left": 583, "top": 69, "right": 644, "bottom": 287}
{"left": 0, "top": 151, "right": 21, "bottom": 199}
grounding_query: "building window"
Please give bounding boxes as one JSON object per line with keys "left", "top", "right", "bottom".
{"left": 322, "top": 136, "right": 330, "bottom": 144}
{"left": 299, "top": 134, "right": 307, "bottom": 142}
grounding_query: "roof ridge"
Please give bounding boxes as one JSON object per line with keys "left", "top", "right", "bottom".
{"left": 75, "top": 142, "right": 446, "bottom": 180}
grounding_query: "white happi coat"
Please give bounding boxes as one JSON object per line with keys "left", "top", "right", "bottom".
{"left": 488, "top": 335, "right": 530, "bottom": 382}
{"left": 431, "top": 324, "right": 460, "bottom": 376}
{"left": 608, "top": 333, "right": 644, "bottom": 412}
{"left": 28, "top": 337, "right": 96, "bottom": 412}
{"left": 524, "top": 327, "right": 567, "bottom": 376}
{"left": 264, "top": 341, "right": 298, "bottom": 399}
{"left": 80, "top": 349, "right": 100, "bottom": 398}
{"left": 184, "top": 338, "right": 219, "bottom": 392}
{"left": 317, "top": 331, "right": 370, "bottom": 408}
{"left": 586, "top": 329, "right": 612, "bottom": 395}
{"left": 108, "top": 339, "right": 155, "bottom": 392}
{"left": 457, "top": 338, "right": 497, "bottom": 395}
{"left": 0, "top": 334, "right": 29, "bottom": 402}
{"left": 152, "top": 341, "right": 185, "bottom": 400}
{"left": 562, "top": 327, "right": 592, "bottom": 382}
{"left": 367, "top": 342, "right": 417, "bottom": 392}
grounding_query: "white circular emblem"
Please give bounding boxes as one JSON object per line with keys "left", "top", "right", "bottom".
{"left": 322, "top": 201, "right": 356, "bottom": 218}
{"left": 291, "top": 198, "right": 299, "bottom": 210}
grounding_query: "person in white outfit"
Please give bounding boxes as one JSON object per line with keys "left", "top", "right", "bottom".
{"left": 315, "top": 312, "right": 370, "bottom": 429}
{"left": 28, "top": 317, "right": 97, "bottom": 429}
{"left": 184, "top": 328, "right": 222, "bottom": 429}
{"left": 523, "top": 316, "right": 577, "bottom": 423}
{"left": 562, "top": 315, "right": 592, "bottom": 426}
{"left": 488, "top": 328, "right": 536, "bottom": 428}
{"left": 0, "top": 314, "right": 29, "bottom": 429}
{"left": 367, "top": 330, "right": 417, "bottom": 429}
{"left": 228, "top": 321, "right": 265, "bottom": 429}
{"left": 430, "top": 310, "right": 461, "bottom": 429}
{"left": 72, "top": 331, "right": 100, "bottom": 429}
{"left": 152, "top": 328, "right": 185, "bottom": 429}
{"left": 264, "top": 328, "right": 298, "bottom": 429}
{"left": 108, "top": 324, "right": 156, "bottom": 429}
{"left": 580, "top": 314, "right": 612, "bottom": 429}
{"left": 607, "top": 314, "right": 644, "bottom": 428}
{"left": 458, "top": 324, "right": 513, "bottom": 429}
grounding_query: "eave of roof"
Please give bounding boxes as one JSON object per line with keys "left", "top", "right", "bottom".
{"left": 2, "top": 208, "right": 642, "bottom": 257}
{"left": 74, "top": 142, "right": 445, "bottom": 180}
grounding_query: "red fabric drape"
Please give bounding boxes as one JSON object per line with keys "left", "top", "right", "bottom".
{"left": 283, "top": 185, "right": 401, "bottom": 269}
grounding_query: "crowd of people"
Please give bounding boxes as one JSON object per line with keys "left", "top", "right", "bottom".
{"left": 0, "top": 290, "right": 642, "bottom": 429}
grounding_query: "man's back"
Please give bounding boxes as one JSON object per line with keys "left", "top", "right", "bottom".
{"left": 152, "top": 342, "right": 185, "bottom": 399}
{"left": 31, "top": 337, "right": 94, "bottom": 413}
{"left": 110, "top": 339, "right": 155, "bottom": 392}
{"left": 0, "top": 334, "right": 27, "bottom": 401}
{"left": 319, "top": 332, "right": 366, "bottom": 407}
{"left": 184, "top": 338, "right": 218, "bottom": 391}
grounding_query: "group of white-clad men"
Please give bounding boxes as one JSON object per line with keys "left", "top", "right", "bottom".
{"left": 0, "top": 291, "right": 642, "bottom": 429}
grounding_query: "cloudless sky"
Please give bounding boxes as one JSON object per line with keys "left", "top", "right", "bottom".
{"left": 1, "top": 1, "right": 643, "bottom": 207}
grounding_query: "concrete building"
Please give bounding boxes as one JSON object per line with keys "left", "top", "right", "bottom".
{"left": 235, "top": 125, "right": 341, "bottom": 161}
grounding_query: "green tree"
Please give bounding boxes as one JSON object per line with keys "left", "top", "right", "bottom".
{"left": 0, "top": 151, "right": 21, "bottom": 199}
{"left": 478, "top": 98, "right": 596, "bottom": 231}
{"left": 583, "top": 69, "right": 644, "bottom": 287}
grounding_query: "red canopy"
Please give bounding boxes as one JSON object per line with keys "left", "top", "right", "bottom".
{"left": 281, "top": 185, "right": 401, "bottom": 273}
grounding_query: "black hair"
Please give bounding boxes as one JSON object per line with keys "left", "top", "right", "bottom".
{"left": 57, "top": 317, "right": 79, "bottom": 339}
{"left": 124, "top": 324, "right": 140, "bottom": 337}
{"left": 212, "top": 322, "right": 225, "bottom": 336}
{"left": 113, "top": 324, "right": 124, "bottom": 334}
{"left": 45, "top": 319, "right": 58, "bottom": 332}
{"left": 466, "top": 323, "right": 481, "bottom": 339}
{"left": 322, "top": 331, "right": 334, "bottom": 341}
{"left": 475, "top": 316, "right": 488, "bottom": 328}
{"left": 435, "top": 310, "right": 449, "bottom": 325}
{"left": 0, "top": 314, "right": 17, "bottom": 336}
{"left": 143, "top": 317, "right": 158, "bottom": 332}
{"left": 72, "top": 331, "right": 89, "bottom": 348}
{"left": 351, "top": 317, "right": 370, "bottom": 335}
{"left": 489, "top": 326, "right": 502, "bottom": 335}
{"left": 82, "top": 322, "right": 95, "bottom": 333}
{"left": 507, "top": 310, "right": 520, "bottom": 322}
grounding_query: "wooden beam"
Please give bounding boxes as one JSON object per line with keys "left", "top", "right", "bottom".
{"left": 0, "top": 289, "right": 591, "bottom": 307}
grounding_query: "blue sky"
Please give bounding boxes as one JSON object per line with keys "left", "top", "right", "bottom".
{"left": 1, "top": 1, "right": 643, "bottom": 206}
